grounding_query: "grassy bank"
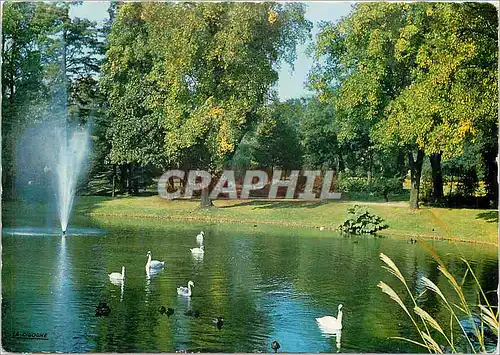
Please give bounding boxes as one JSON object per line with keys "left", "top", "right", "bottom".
{"left": 55, "top": 195, "right": 500, "bottom": 246}
{"left": 3, "top": 195, "right": 497, "bottom": 245}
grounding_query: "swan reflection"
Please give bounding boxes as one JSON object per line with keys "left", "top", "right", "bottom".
{"left": 317, "top": 327, "right": 342, "bottom": 351}
{"left": 109, "top": 278, "right": 125, "bottom": 302}
{"left": 191, "top": 251, "right": 204, "bottom": 262}
{"left": 146, "top": 267, "right": 162, "bottom": 280}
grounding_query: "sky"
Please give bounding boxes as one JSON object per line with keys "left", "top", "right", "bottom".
{"left": 69, "top": 2, "right": 353, "bottom": 100}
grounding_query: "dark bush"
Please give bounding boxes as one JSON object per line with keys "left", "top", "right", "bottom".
{"left": 338, "top": 205, "right": 388, "bottom": 235}
{"left": 338, "top": 175, "right": 404, "bottom": 201}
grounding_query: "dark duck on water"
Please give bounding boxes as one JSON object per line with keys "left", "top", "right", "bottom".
{"left": 158, "top": 306, "right": 175, "bottom": 317}
{"left": 95, "top": 302, "right": 111, "bottom": 317}
{"left": 212, "top": 317, "right": 224, "bottom": 330}
{"left": 184, "top": 309, "right": 200, "bottom": 318}
{"left": 271, "top": 340, "right": 281, "bottom": 353}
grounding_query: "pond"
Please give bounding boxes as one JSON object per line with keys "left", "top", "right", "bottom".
{"left": 2, "top": 214, "right": 498, "bottom": 353}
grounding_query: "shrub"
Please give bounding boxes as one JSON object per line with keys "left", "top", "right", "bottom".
{"left": 371, "top": 176, "right": 404, "bottom": 201}
{"left": 338, "top": 176, "right": 404, "bottom": 201}
{"left": 338, "top": 205, "right": 388, "bottom": 234}
{"left": 338, "top": 176, "right": 370, "bottom": 193}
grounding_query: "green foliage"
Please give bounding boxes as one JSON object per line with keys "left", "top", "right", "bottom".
{"left": 338, "top": 175, "right": 403, "bottom": 202}
{"left": 1, "top": 2, "right": 103, "bottom": 198}
{"left": 371, "top": 176, "right": 404, "bottom": 202}
{"left": 338, "top": 205, "right": 388, "bottom": 234}
{"left": 101, "top": 3, "right": 166, "bottom": 168}
{"left": 253, "top": 99, "right": 304, "bottom": 170}
{"left": 309, "top": 2, "right": 498, "bottom": 208}
{"left": 103, "top": 3, "right": 311, "bottom": 173}
{"left": 338, "top": 177, "right": 371, "bottom": 194}
{"left": 300, "top": 97, "right": 341, "bottom": 170}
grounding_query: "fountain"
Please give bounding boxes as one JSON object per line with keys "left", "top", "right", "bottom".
{"left": 56, "top": 126, "right": 90, "bottom": 234}
{"left": 13, "top": 120, "right": 91, "bottom": 235}
{"left": 4, "top": 25, "right": 104, "bottom": 239}
{"left": 15, "top": 27, "right": 90, "bottom": 234}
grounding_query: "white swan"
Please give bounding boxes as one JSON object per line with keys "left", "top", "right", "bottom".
{"left": 146, "top": 251, "right": 165, "bottom": 270}
{"left": 109, "top": 266, "right": 125, "bottom": 281}
{"left": 190, "top": 245, "right": 204, "bottom": 255}
{"left": 317, "top": 304, "right": 343, "bottom": 331}
{"left": 196, "top": 231, "right": 204, "bottom": 245}
{"left": 177, "top": 280, "right": 194, "bottom": 297}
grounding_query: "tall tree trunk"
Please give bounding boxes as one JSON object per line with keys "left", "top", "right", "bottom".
{"left": 127, "top": 163, "right": 133, "bottom": 195}
{"left": 409, "top": 149, "right": 425, "bottom": 209}
{"left": 430, "top": 152, "right": 443, "bottom": 203}
{"left": 119, "top": 164, "right": 126, "bottom": 194}
{"left": 483, "top": 140, "right": 498, "bottom": 207}
{"left": 9, "top": 36, "right": 16, "bottom": 106}
{"left": 338, "top": 154, "right": 345, "bottom": 182}
{"left": 112, "top": 164, "right": 116, "bottom": 197}
{"left": 200, "top": 186, "right": 213, "bottom": 208}
{"left": 397, "top": 150, "right": 406, "bottom": 179}
{"left": 133, "top": 166, "right": 139, "bottom": 195}
{"left": 367, "top": 150, "right": 372, "bottom": 183}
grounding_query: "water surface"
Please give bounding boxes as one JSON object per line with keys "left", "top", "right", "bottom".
{"left": 2, "top": 216, "right": 497, "bottom": 352}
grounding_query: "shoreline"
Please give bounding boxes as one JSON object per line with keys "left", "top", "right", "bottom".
{"left": 86, "top": 209, "right": 498, "bottom": 247}
{"left": 4, "top": 196, "right": 497, "bottom": 246}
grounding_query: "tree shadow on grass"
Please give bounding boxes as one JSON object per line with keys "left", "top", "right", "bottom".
{"left": 218, "top": 200, "right": 324, "bottom": 210}
{"left": 476, "top": 210, "right": 498, "bottom": 223}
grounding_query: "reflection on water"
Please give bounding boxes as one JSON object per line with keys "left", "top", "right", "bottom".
{"left": 192, "top": 252, "right": 204, "bottom": 262}
{"left": 319, "top": 328, "right": 342, "bottom": 352}
{"left": 3, "top": 226, "right": 105, "bottom": 237}
{"left": 146, "top": 267, "right": 163, "bottom": 281}
{"left": 109, "top": 279, "right": 124, "bottom": 302}
{"left": 2, "top": 219, "right": 498, "bottom": 353}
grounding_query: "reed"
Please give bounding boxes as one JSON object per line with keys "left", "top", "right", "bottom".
{"left": 378, "top": 241, "right": 498, "bottom": 353}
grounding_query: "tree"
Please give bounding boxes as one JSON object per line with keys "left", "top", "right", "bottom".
{"left": 100, "top": 3, "right": 167, "bottom": 196}
{"left": 2, "top": 2, "right": 107, "bottom": 199}
{"left": 2, "top": 3, "right": 65, "bottom": 197}
{"left": 380, "top": 3, "right": 497, "bottom": 207}
{"left": 310, "top": 3, "right": 498, "bottom": 208}
{"left": 103, "top": 2, "right": 311, "bottom": 205}
{"left": 253, "top": 99, "right": 304, "bottom": 171}
{"left": 300, "top": 98, "right": 341, "bottom": 171}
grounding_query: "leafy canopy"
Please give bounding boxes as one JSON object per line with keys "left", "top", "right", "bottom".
{"left": 103, "top": 3, "right": 311, "bottom": 171}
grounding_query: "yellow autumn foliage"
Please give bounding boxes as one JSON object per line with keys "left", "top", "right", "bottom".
{"left": 217, "top": 121, "right": 234, "bottom": 156}
{"left": 268, "top": 9, "right": 278, "bottom": 24}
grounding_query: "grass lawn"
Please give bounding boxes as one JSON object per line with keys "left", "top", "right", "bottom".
{"left": 55, "top": 195, "right": 500, "bottom": 246}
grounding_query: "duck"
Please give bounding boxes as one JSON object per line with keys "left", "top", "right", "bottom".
{"left": 158, "top": 305, "right": 166, "bottom": 315}
{"left": 177, "top": 280, "right": 194, "bottom": 297}
{"left": 184, "top": 309, "right": 200, "bottom": 318}
{"left": 190, "top": 244, "right": 204, "bottom": 255}
{"left": 271, "top": 340, "right": 281, "bottom": 353}
{"left": 316, "top": 304, "right": 343, "bottom": 331}
{"left": 196, "top": 231, "right": 204, "bottom": 245}
{"left": 213, "top": 317, "right": 224, "bottom": 330}
{"left": 95, "top": 302, "right": 111, "bottom": 317}
{"left": 158, "top": 306, "right": 175, "bottom": 317}
{"left": 146, "top": 251, "right": 165, "bottom": 270}
{"left": 108, "top": 266, "right": 125, "bottom": 281}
